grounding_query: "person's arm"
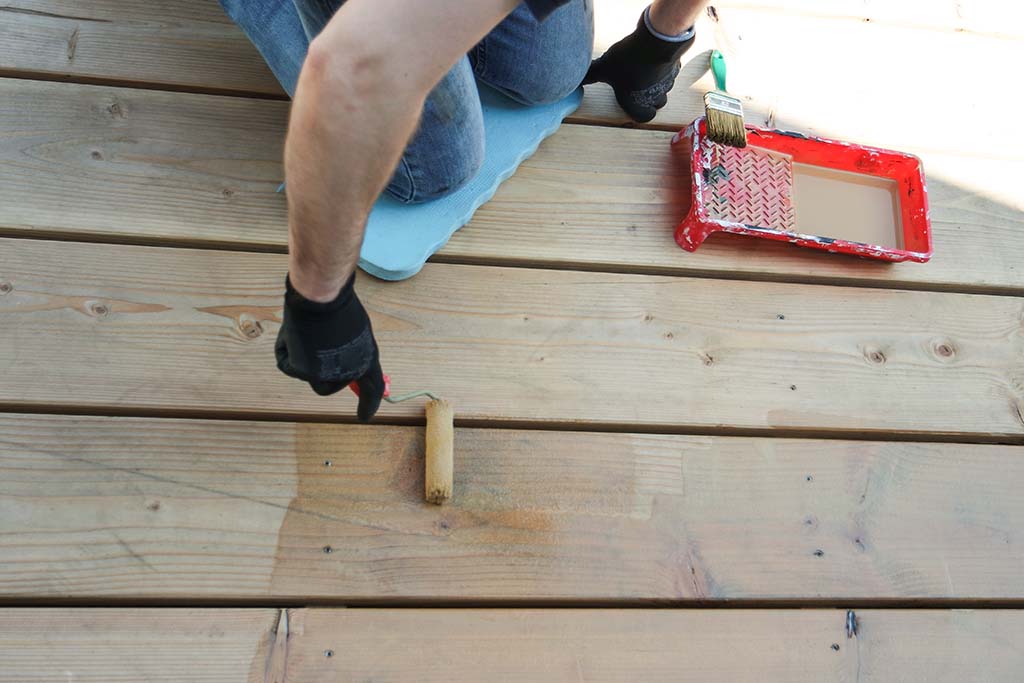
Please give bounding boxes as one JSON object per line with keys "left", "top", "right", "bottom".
{"left": 275, "top": 0, "right": 518, "bottom": 421}
{"left": 648, "top": 0, "right": 706, "bottom": 37}
{"left": 584, "top": 0, "right": 708, "bottom": 122}
{"left": 286, "top": 0, "right": 520, "bottom": 301}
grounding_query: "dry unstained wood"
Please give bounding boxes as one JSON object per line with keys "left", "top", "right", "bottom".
{"left": 292, "top": 609, "right": 1024, "bottom": 682}
{"left": 0, "top": 80, "right": 1021, "bottom": 293}
{"left": 1, "top": 238, "right": 1021, "bottom": 437}
{"left": 2, "top": 0, "right": 1018, "bottom": 164}
{"left": 0, "top": 608, "right": 280, "bottom": 682}
{"left": 0, "top": 0, "right": 281, "bottom": 95}
{"left": 1, "top": 608, "right": 1023, "bottom": 681}
{"left": 1, "top": 413, "right": 1022, "bottom": 601}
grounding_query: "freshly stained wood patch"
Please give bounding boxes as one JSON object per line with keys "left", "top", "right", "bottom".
{"left": 1, "top": 238, "right": 1022, "bottom": 437}
{"left": 1, "top": 414, "right": 1022, "bottom": 601}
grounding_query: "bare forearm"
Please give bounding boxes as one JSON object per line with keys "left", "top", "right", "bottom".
{"left": 284, "top": 37, "right": 424, "bottom": 301}
{"left": 648, "top": 0, "right": 707, "bottom": 35}
{"left": 285, "top": 0, "right": 519, "bottom": 302}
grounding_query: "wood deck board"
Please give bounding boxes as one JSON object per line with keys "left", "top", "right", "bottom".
{"left": 2, "top": 608, "right": 1023, "bottom": 681}
{"left": 2, "top": 238, "right": 1021, "bottom": 437}
{"left": 2, "top": 414, "right": 1022, "bottom": 601}
{"left": 1, "top": 78, "right": 1021, "bottom": 292}
{"left": 0, "top": 0, "right": 281, "bottom": 95}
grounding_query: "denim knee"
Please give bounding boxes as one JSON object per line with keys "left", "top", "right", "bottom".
{"left": 385, "top": 58, "right": 485, "bottom": 204}
{"left": 218, "top": 0, "right": 308, "bottom": 96}
{"left": 472, "top": 0, "right": 594, "bottom": 106}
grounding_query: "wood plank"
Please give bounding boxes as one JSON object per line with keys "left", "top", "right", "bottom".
{"left": 2, "top": 608, "right": 1023, "bottom": 681}
{"left": 2, "top": 414, "right": 1023, "bottom": 601}
{"left": 0, "top": 608, "right": 280, "bottom": 683}
{"left": 292, "top": 609, "right": 1024, "bottom": 682}
{"left": 4, "top": 0, "right": 1019, "bottom": 163}
{"left": 0, "top": 0, "right": 282, "bottom": 95}
{"left": 290, "top": 609, "right": 853, "bottom": 681}
{"left": 1, "top": 79, "right": 1021, "bottom": 294}
{"left": 1, "top": 238, "right": 1021, "bottom": 438}
{"left": 586, "top": 1, "right": 1024, "bottom": 156}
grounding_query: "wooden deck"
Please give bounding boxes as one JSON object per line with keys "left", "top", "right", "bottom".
{"left": 1, "top": 0, "right": 1022, "bottom": 679}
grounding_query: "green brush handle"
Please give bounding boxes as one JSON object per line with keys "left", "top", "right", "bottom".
{"left": 710, "top": 50, "right": 728, "bottom": 92}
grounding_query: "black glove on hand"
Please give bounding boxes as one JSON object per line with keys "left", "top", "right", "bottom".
{"left": 583, "top": 11, "right": 696, "bottom": 123}
{"left": 275, "top": 274, "right": 386, "bottom": 422}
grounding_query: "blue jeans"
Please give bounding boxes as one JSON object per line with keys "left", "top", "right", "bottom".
{"left": 220, "top": 0, "right": 594, "bottom": 203}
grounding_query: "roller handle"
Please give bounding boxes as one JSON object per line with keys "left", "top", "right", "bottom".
{"left": 424, "top": 399, "right": 454, "bottom": 504}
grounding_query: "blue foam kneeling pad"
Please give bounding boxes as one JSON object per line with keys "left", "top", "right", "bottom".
{"left": 360, "top": 83, "right": 582, "bottom": 281}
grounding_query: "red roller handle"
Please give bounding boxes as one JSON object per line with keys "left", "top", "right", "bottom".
{"left": 348, "top": 373, "right": 391, "bottom": 398}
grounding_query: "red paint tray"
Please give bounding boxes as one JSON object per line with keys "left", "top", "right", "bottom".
{"left": 672, "top": 118, "right": 931, "bottom": 262}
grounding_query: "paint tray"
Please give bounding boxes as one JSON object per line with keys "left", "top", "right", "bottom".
{"left": 672, "top": 117, "right": 931, "bottom": 262}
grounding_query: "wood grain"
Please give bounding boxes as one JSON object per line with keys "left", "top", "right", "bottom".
{"left": 0, "top": 0, "right": 282, "bottom": 95}
{"left": 0, "top": 608, "right": 280, "bottom": 683}
{"left": 1, "top": 79, "right": 1021, "bottom": 293}
{"left": 1, "top": 608, "right": 1022, "bottom": 681}
{"left": 2, "top": 413, "right": 1023, "bottom": 601}
{"left": 294, "top": 609, "right": 1024, "bottom": 682}
{"left": 1, "top": 238, "right": 1022, "bottom": 437}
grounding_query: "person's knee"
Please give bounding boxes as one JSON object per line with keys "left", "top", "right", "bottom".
{"left": 397, "top": 134, "right": 485, "bottom": 203}
{"left": 386, "top": 62, "right": 485, "bottom": 204}
{"left": 474, "top": 0, "right": 593, "bottom": 106}
{"left": 504, "top": 70, "right": 584, "bottom": 106}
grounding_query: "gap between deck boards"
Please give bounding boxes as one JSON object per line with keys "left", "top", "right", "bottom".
{"left": 1, "top": 229, "right": 1021, "bottom": 299}
{"left": 1, "top": 404, "right": 1021, "bottom": 446}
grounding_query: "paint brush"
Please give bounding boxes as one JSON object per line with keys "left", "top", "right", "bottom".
{"left": 704, "top": 50, "right": 747, "bottom": 148}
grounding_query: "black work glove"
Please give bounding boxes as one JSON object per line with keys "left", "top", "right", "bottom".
{"left": 582, "top": 11, "right": 696, "bottom": 123}
{"left": 275, "top": 274, "right": 386, "bottom": 422}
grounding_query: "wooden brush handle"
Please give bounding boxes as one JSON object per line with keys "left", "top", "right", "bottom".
{"left": 424, "top": 399, "right": 454, "bottom": 504}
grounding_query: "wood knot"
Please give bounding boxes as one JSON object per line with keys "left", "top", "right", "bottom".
{"left": 643, "top": 313, "right": 654, "bottom": 322}
{"left": 813, "top": 549, "right": 825, "bottom": 557}
{"left": 88, "top": 302, "right": 110, "bottom": 317}
{"left": 0, "top": 282, "right": 11, "bottom": 295}
{"left": 239, "top": 318, "right": 263, "bottom": 339}
{"left": 322, "top": 545, "right": 333, "bottom": 554}
{"left": 106, "top": 102, "right": 125, "bottom": 119}
{"left": 831, "top": 643, "right": 841, "bottom": 651}
{"left": 934, "top": 341, "right": 956, "bottom": 358}
{"left": 90, "top": 150, "right": 103, "bottom": 160}
{"left": 706, "top": 5, "right": 719, "bottom": 21}
{"left": 790, "top": 384, "right": 797, "bottom": 391}
{"left": 664, "top": 332, "right": 674, "bottom": 340}
{"left": 146, "top": 501, "right": 161, "bottom": 512}
{"left": 700, "top": 352, "right": 715, "bottom": 366}
{"left": 221, "top": 188, "right": 235, "bottom": 198}
{"left": 864, "top": 347, "right": 886, "bottom": 365}
{"left": 776, "top": 314, "right": 785, "bottom": 320}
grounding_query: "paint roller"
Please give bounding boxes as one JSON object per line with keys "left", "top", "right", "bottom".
{"left": 350, "top": 375, "right": 453, "bottom": 504}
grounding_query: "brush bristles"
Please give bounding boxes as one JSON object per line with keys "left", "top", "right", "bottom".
{"left": 704, "top": 92, "right": 747, "bottom": 148}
